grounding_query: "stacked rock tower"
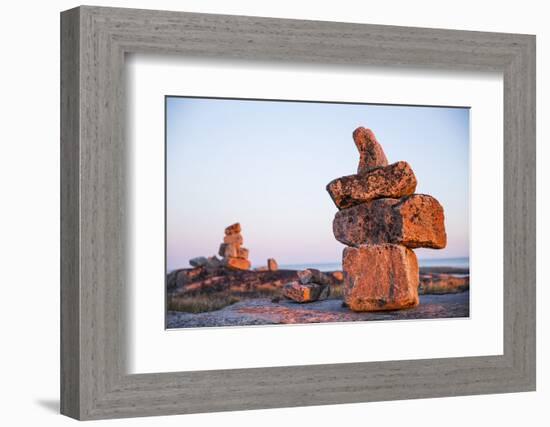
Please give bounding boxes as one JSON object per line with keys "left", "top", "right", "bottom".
{"left": 326, "top": 127, "right": 447, "bottom": 312}
{"left": 218, "top": 222, "right": 251, "bottom": 271}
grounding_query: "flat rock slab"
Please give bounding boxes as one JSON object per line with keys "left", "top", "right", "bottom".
{"left": 327, "top": 161, "right": 417, "bottom": 209}
{"left": 343, "top": 244, "right": 419, "bottom": 311}
{"left": 166, "top": 292, "right": 470, "bottom": 328}
{"left": 333, "top": 194, "right": 447, "bottom": 249}
{"left": 224, "top": 257, "right": 251, "bottom": 271}
{"left": 353, "top": 127, "right": 388, "bottom": 173}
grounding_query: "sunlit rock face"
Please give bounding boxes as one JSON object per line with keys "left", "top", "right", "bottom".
{"left": 326, "top": 161, "right": 417, "bottom": 209}
{"left": 223, "top": 233, "right": 243, "bottom": 245}
{"left": 224, "top": 257, "right": 251, "bottom": 270}
{"left": 353, "top": 127, "right": 389, "bottom": 173}
{"left": 333, "top": 194, "right": 447, "bottom": 249}
{"left": 224, "top": 222, "right": 241, "bottom": 235}
{"left": 267, "top": 258, "right": 278, "bottom": 272}
{"left": 343, "top": 244, "right": 419, "bottom": 312}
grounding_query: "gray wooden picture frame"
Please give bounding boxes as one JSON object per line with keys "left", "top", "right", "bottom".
{"left": 60, "top": 5, "right": 536, "bottom": 420}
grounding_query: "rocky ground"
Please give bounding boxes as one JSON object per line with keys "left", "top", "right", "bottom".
{"left": 167, "top": 291, "right": 470, "bottom": 328}
{"left": 166, "top": 265, "right": 469, "bottom": 329}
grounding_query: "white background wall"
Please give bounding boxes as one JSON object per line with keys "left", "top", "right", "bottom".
{"left": 0, "top": 0, "right": 546, "bottom": 425}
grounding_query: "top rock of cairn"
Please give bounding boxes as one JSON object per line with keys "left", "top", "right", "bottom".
{"left": 353, "top": 127, "right": 389, "bottom": 173}
{"left": 225, "top": 222, "right": 241, "bottom": 235}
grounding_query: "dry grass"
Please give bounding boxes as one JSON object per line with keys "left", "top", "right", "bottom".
{"left": 236, "top": 288, "right": 281, "bottom": 298}
{"left": 167, "top": 281, "right": 345, "bottom": 313}
{"left": 329, "top": 284, "right": 344, "bottom": 299}
{"left": 419, "top": 282, "right": 469, "bottom": 295}
{"left": 167, "top": 293, "right": 240, "bottom": 313}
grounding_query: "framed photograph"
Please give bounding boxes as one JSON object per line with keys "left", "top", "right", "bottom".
{"left": 164, "top": 96, "right": 470, "bottom": 329}
{"left": 61, "top": 6, "right": 535, "bottom": 420}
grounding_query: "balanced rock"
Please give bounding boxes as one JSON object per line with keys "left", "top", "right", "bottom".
{"left": 353, "top": 127, "right": 388, "bottom": 174}
{"left": 224, "top": 257, "right": 251, "bottom": 271}
{"left": 237, "top": 247, "right": 249, "bottom": 259}
{"left": 343, "top": 244, "right": 419, "bottom": 311}
{"left": 297, "top": 268, "right": 333, "bottom": 286}
{"left": 333, "top": 194, "right": 446, "bottom": 249}
{"left": 326, "top": 161, "right": 417, "bottom": 209}
{"left": 189, "top": 256, "right": 208, "bottom": 267}
{"left": 283, "top": 281, "right": 330, "bottom": 303}
{"left": 225, "top": 222, "right": 241, "bottom": 235}
{"left": 218, "top": 243, "right": 238, "bottom": 258}
{"left": 223, "top": 233, "right": 243, "bottom": 245}
{"left": 332, "top": 271, "right": 344, "bottom": 282}
{"left": 204, "top": 256, "right": 223, "bottom": 273}
{"left": 267, "top": 258, "right": 278, "bottom": 271}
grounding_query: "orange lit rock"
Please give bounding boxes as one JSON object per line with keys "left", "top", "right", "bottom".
{"left": 282, "top": 281, "right": 330, "bottom": 303}
{"left": 267, "top": 258, "right": 278, "bottom": 271}
{"left": 237, "top": 247, "right": 249, "bottom": 259}
{"left": 332, "top": 271, "right": 344, "bottom": 282}
{"left": 333, "top": 194, "right": 446, "bottom": 249}
{"left": 225, "top": 222, "right": 241, "bottom": 235}
{"left": 223, "top": 233, "right": 243, "bottom": 245}
{"left": 353, "top": 127, "right": 388, "bottom": 174}
{"left": 326, "top": 161, "right": 417, "bottom": 209}
{"left": 224, "top": 257, "right": 251, "bottom": 271}
{"left": 343, "top": 244, "right": 419, "bottom": 311}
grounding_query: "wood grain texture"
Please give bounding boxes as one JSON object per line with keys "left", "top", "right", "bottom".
{"left": 60, "top": 7, "right": 80, "bottom": 419}
{"left": 60, "top": 5, "right": 536, "bottom": 420}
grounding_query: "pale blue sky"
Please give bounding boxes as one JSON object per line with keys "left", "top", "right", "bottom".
{"left": 166, "top": 97, "right": 469, "bottom": 271}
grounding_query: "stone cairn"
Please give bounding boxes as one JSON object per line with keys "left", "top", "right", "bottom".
{"left": 326, "top": 127, "right": 447, "bottom": 311}
{"left": 190, "top": 223, "right": 280, "bottom": 273}
{"left": 218, "top": 222, "right": 251, "bottom": 270}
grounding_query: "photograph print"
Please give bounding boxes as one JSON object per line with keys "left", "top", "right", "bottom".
{"left": 165, "top": 96, "right": 470, "bottom": 329}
